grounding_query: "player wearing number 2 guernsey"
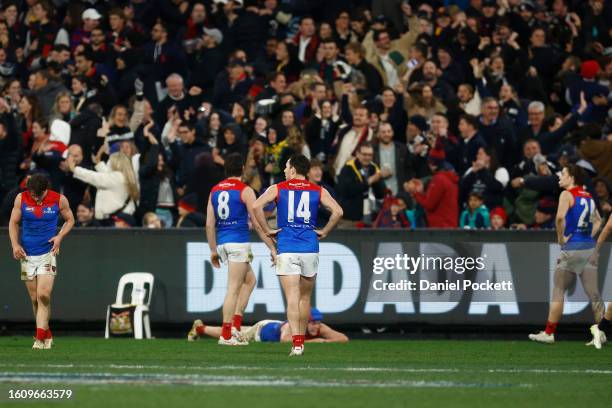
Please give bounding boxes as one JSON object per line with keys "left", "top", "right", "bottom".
{"left": 529, "top": 165, "right": 603, "bottom": 345}
{"left": 201, "top": 153, "right": 276, "bottom": 346}
{"left": 252, "top": 155, "right": 343, "bottom": 357}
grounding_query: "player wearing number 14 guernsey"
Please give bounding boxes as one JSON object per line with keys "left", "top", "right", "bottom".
{"left": 529, "top": 165, "right": 603, "bottom": 344}
{"left": 252, "top": 154, "right": 343, "bottom": 356}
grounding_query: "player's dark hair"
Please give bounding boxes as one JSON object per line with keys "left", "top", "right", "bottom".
{"left": 27, "top": 173, "right": 50, "bottom": 196}
{"left": 565, "top": 164, "right": 586, "bottom": 187}
{"left": 288, "top": 154, "right": 310, "bottom": 176}
{"left": 224, "top": 153, "right": 244, "bottom": 177}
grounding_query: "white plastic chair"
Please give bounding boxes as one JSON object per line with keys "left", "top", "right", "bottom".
{"left": 105, "top": 273, "right": 154, "bottom": 339}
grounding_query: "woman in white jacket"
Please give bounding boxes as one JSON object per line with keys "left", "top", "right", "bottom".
{"left": 67, "top": 150, "right": 140, "bottom": 224}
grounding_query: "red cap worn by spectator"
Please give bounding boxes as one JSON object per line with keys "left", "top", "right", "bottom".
{"left": 580, "top": 60, "right": 600, "bottom": 79}
{"left": 490, "top": 207, "right": 508, "bottom": 225}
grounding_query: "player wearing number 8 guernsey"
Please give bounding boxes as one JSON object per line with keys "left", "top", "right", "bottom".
{"left": 529, "top": 165, "right": 603, "bottom": 344}
{"left": 198, "top": 153, "right": 276, "bottom": 346}
{"left": 252, "top": 154, "right": 343, "bottom": 356}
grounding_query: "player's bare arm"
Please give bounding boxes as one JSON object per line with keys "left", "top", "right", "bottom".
{"left": 251, "top": 184, "right": 280, "bottom": 237}
{"left": 555, "top": 190, "right": 572, "bottom": 245}
{"left": 205, "top": 195, "right": 220, "bottom": 268}
{"left": 316, "top": 323, "right": 349, "bottom": 343}
{"left": 8, "top": 194, "right": 25, "bottom": 260}
{"left": 316, "top": 188, "right": 343, "bottom": 240}
{"left": 49, "top": 195, "right": 75, "bottom": 256}
{"left": 243, "top": 187, "right": 277, "bottom": 263}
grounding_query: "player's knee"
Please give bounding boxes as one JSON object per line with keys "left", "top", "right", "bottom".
{"left": 37, "top": 292, "right": 51, "bottom": 305}
{"left": 30, "top": 297, "right": 38, "bottom": 308}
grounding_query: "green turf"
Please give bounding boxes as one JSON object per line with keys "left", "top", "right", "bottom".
{"left": 0, "top": 337, "right": 610, "bottom": 408}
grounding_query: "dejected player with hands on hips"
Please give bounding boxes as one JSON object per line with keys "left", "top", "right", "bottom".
{"left": 8, "top": 173, "right": 74, "bottom": 349}
{"left": 252, "top": 154, "right": 343, "bottom": 356}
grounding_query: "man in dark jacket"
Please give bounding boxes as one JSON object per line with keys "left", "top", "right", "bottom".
{"left": 212, "top": 58, "right": 254, "bottom": 112}
{"left": 478, "top": 98, "right": 515, "bottom": 169}
{"left": 168, "top": 121, "right": 211, "bottom": 195}
{"left": 374, "top": 122, "right": 412, "bottom": 196}
{"left": 345, "top": 42, "right": 383, "bottom": 99}
{"left": 336, "top": 142, "right": 386, "bottom": 226}
{"left": 457, "top": 114, "right": 487, "bottom": 176}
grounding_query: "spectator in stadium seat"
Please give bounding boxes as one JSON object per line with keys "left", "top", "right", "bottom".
{"left": 366, "top": 29, "right": 409, "bottom": 88}
{"left": 490, "top": 206, "right": 508, "bottom": 230}
{"left": 67, "top": 151, "right": 139, "bottom": 225}
{"left": 594, "top": 178, "right": 612, "bottom": 225}
{"left": 142, "top": 212, "right": 162, "bottom": 229}
{"left": 336, "top": 142, "right": 386, "bottom": 227}
{"left": 405, "top": 149, "right": 459, "bottom": 228}
{"left": 274, "top": 41, "right": 303, "bottom": 84}
{"left": 373, "top": 197, "right": 410, "bottom": 229}
{"left": 291, "top": 16, "right": 319, "bottom": 65}
{"left": 213, "top": 123, "right": 247, "bottom": 167}
{"left": 374, "top": 122, "right": 412, "bottom": 196}
{"left": 75, "top": 203, "right": 99, "bottom": 228}
{"left": 333, "top": 105, "right": 373, "bottom": 176}
{"left": 403, "top": 82, "right": 447, "bottom": 121}
{"left": 305, "top": 100, "right": 341, "bottom": 164}
{"left": 375, "top": 87, "right": 407, "bottom": 142}
{"left": 59, "top": 144, "right": 88, "bottom": 216}
{"left": 167, "top": 121, "right": 211, "bottom": 197}
{"left": 457, "top": 114, "right": 487, "bottom": 176}
{"left": 459, "top": 191, "right": 490, "bottom": 229}
{"left": 456, "top": 83, "right": 481, "bottom": 117}
{"left": 32, "top": 69, "right": 67, "bottom": 119}
{"left": 460, "top": 147, "right": 508, "bottom": 210}
{"left": 212, "top": 58, "right": 254, "bottom": 113}
{"left": 518, "top": 100, "right": 583, "bottom": 156}
{"left": 344, "top": 42, "right": 383, "bottom": 99}
{"left": 156, "top": 74, "right": 195, "bottom": 127}
{"left": 478, "top": 97, "right": 515, "bottom": 169}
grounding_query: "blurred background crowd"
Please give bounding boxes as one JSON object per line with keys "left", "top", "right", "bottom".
{"left": 0, "top": 0, "right": 610, "bottom": 230}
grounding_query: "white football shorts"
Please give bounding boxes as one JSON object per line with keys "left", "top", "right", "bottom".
{"left": 217, "top": 243, "right": 253, "bottom": 263}
{"left": 20, "top": 252, "right": 57, "bottom": 281}
{"left": 276, "top": 253, "right": 319, "bottom": 278}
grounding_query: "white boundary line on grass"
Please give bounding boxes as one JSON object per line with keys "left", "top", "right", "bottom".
{"left": 0, "top": 363, "right": 610, "bottom": 375}
{"left": 0, "top": 372, "right": 531, "bottom": 389}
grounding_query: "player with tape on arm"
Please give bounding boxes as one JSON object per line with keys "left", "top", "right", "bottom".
{"left": 251, "top": 154, "right": 343, "bottom": 356}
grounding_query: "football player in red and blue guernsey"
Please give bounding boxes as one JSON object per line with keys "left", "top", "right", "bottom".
{"left": 529, "top": 165, "right": 603, "bottom": 344}
{"left": 8, "top": 174, "right": 74, "bottom": 349}
{"left": 252, "top": 154, "right": 343, "bottom": 356}
{"left": 194, "top": 153, "right": 276, "bottom": 345}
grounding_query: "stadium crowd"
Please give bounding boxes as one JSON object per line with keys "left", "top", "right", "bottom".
{"left": 0, "top": 0, "right": 610, "bottom": 229}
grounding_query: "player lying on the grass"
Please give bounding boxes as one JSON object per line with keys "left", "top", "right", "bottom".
{"left": 203, "top": 153, "right": 276, "bottom": 346}
{"left": 529, "top": 165, "right": 603, "bottom": 344}
{"left": 8, "top": 173, "right": 74, "bottom": 350}
{"left": 252, "top": 154, "right": 343, "bottom": 356}
{"left": 587, "top": 212, "right": 612, "bottom": 349}
{"left": 188, "top": 307, "right": 348, "bottom": 343}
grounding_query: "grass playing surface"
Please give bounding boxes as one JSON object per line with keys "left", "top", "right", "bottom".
{"left": 0, "top": 337, "right": 610, "bottom": 407}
